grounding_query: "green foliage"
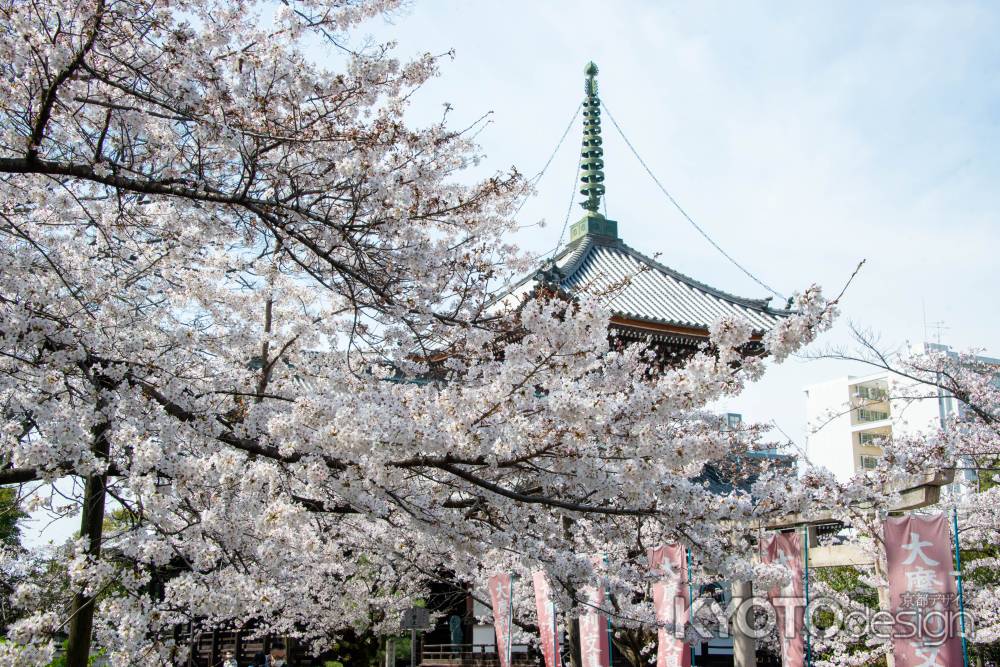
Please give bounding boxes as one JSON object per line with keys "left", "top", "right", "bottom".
{"left": 324, "top": 629, "right": 382, "bottom": 666}
{"left": 101, "top": 506, "right": 140, "bottom": 536}
{"left": 816, "top": 565, "right": 879, "bottom": 608}
{"left": 963, "top": 464, "right": 1000, "bottom": 664}
{"left": 0, "top": 489, "right": 26, "bottom": 636}
{"left": 374, "top": 635, "right": 410, "bottom": 667}
{"left": 0, "top": 488, "right": 26, "bottom": 547}
{"left": 46, "top": 640, "right": 104, "bottom": 666}
{"left": 811, "top": 566, "right": 885, "bottom": 666}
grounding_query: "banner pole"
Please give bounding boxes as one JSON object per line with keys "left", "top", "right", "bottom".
{"left": 952, "top": 507, "right": 970, "bottom": 667}
{"left": 553, "top": 595, "right": 561, "bottom": 667}
{"left": 603, "top": 555, "right": 613, "bottom": 667}
{"left": 508, "top": 574, "right": 514, "bottom": 667}
{"left": 687, "top": 548, "right": 695, "bottom": 667}
{"left": 803, "top": 526, "right": 811, "bottom": 667}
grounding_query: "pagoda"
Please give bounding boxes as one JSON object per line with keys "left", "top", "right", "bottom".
{"left": 425, "top": 64, "right": 794, "bottom": 667}
{"left": 502, "top": 62, "right": 789, "bottom": 362}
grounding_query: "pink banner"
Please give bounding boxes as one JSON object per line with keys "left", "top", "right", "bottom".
{"left": 884, "top": 513, "right": 964, "bottom": 667}
{"left": 763, "top": 532, "right": 806, "bottom": 667}
{"left": 648, "top": 545, "right": 691, "bottom": 667}
{"left": 578, "top": 579, "right": 611, "bottom": 667}
{"left": 488, "top": 573, "right": 514, "bottom": 667}
{"left": 533, "top": 571, "right": 561, "bottom": 667}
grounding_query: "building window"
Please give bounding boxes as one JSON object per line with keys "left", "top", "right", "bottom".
{"left": 854, "top": 386, "right": 888, "bottom": 401}
{"left": 725, "top": 413, "right": 742, "bottom": 430}
{"left": 857, "top": 408, "right": 890, "bottom": 423}
{"left": 860, "top": 455, "right": 879, "bottom": 470}
{"left": 858, "top": 431, "right": 886, "bottom": 446}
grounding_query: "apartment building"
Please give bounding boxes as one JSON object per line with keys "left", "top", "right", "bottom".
{"left": 804, "top": 343, "right": 993, "bottom": 483}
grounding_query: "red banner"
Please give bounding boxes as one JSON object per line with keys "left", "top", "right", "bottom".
{"left": 533, "top": 571, "right": 560, "bottom": 667}
{"left": 884, "top": 513, "right": 964, "bottom": 667}
{"left": 763, "top": 532, "right": 806, "bottom": 667}
{"left": 578, "top": 579, "right": 611, "bottom": 667}
{"left": 488, "top": 574, "right": 514, "bottom": 667}
{"left": 648, "top": 545, "right": 691, "bottom": 667}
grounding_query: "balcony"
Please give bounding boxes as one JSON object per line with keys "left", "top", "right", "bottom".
{"left": 849, "top": 379, "right": 890, "bottom": 427}
{"left": 856, "top": 408, "right": 890, "bottom": 423}
{"left": 860, "top": 454, "right": 880, "bottom": 470}
{"left": 854, "top": 386, "right": 888, "bottom": 401}
{"left": 858, "top": 430, "right": 888, "bottom": 446}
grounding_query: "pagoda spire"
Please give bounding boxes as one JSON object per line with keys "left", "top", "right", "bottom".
{"left": 580, "top": 62, "right": 605, "bottom": 214}
{"left": 569, "top": 62, "right": 618, "bottom": 244}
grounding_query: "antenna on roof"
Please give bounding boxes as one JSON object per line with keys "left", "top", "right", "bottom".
{"left": 929, "top": 320, "right": 950, "bottom": 345}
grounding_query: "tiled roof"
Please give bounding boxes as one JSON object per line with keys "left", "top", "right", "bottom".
{"left": 504, "top": 236, "right": 789, "bottom": 334}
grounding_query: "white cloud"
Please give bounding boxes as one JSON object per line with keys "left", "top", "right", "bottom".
{"left": 319, "top": 0, "right": 1000, "bottom": 446}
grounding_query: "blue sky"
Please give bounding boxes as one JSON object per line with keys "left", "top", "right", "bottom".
{"left": 340, "top": 0, "right": 1000, "bottom": 446}
{"left": 23, "top": 1, "right": 1000, "bottom": 544}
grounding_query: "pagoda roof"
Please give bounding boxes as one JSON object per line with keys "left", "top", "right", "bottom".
{"left": 502, "top": 235, "right": 789, "bottom": 336}
{"left": 497, "top": 62, "right": 789, "bottom": 340}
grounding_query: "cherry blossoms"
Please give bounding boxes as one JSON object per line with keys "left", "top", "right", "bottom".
{"left": 0, "top": 0, "right": 839, "bottom": 664}
{"left": 800, "top": 343, "right": 1000, "bottom": 666}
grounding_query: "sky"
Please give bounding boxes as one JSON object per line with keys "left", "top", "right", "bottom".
{"left": 22, "top": 1, "right": 1000, "bottom": 545}
{"left": 335, "top": 0, "right": 1000, "bottom": 446}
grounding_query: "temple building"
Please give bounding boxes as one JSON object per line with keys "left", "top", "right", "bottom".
{"left": 499, "top": 62, "right": 790, "bottom": 363}
{"left": 427, "top": 62, "right": 792, "bottom": 667}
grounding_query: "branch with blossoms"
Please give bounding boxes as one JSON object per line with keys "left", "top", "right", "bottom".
{"left": 0, "top": 1, "right": 846, "bottom": 664}
{"left": 801, "top": 331, "right": 1000, "bottom": 662}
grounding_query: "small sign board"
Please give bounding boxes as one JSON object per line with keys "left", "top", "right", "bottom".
{"left": 400, "top": 607, "right": 431, "bottom": 630}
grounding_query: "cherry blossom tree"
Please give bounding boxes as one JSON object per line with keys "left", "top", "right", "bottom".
{"left": 0, "top": 1, "right": 839, "bottom": 665}
{"left": 804, "top": 334, "right": 1000, "bottom": 665}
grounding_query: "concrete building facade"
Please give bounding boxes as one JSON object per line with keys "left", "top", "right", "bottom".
{"left": 804, "top": 343, "right": 993, "bottom": 485}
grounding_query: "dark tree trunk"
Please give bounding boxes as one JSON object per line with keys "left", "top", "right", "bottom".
{"left": 612, "top": 627, "right": 653, "bottom": 666}
{"left": 565, "top": 615, "right": 582, "bottom": 667}
{"left": 64, "top": 399, "right": 111, "bottom": 667}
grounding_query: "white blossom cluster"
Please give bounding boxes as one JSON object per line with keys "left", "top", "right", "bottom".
{"left": 798, "top": 346, "right": 1000, "bottom": 662}
{"left": 0, "top": 0, "right": 847, "bottom": 664}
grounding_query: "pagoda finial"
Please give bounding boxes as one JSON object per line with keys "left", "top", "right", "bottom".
{"left": 579, "top": 62, "right": 605, "bottom": 215}
{"left": 568, "top": 63, "right": 618, "bottom": 244}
